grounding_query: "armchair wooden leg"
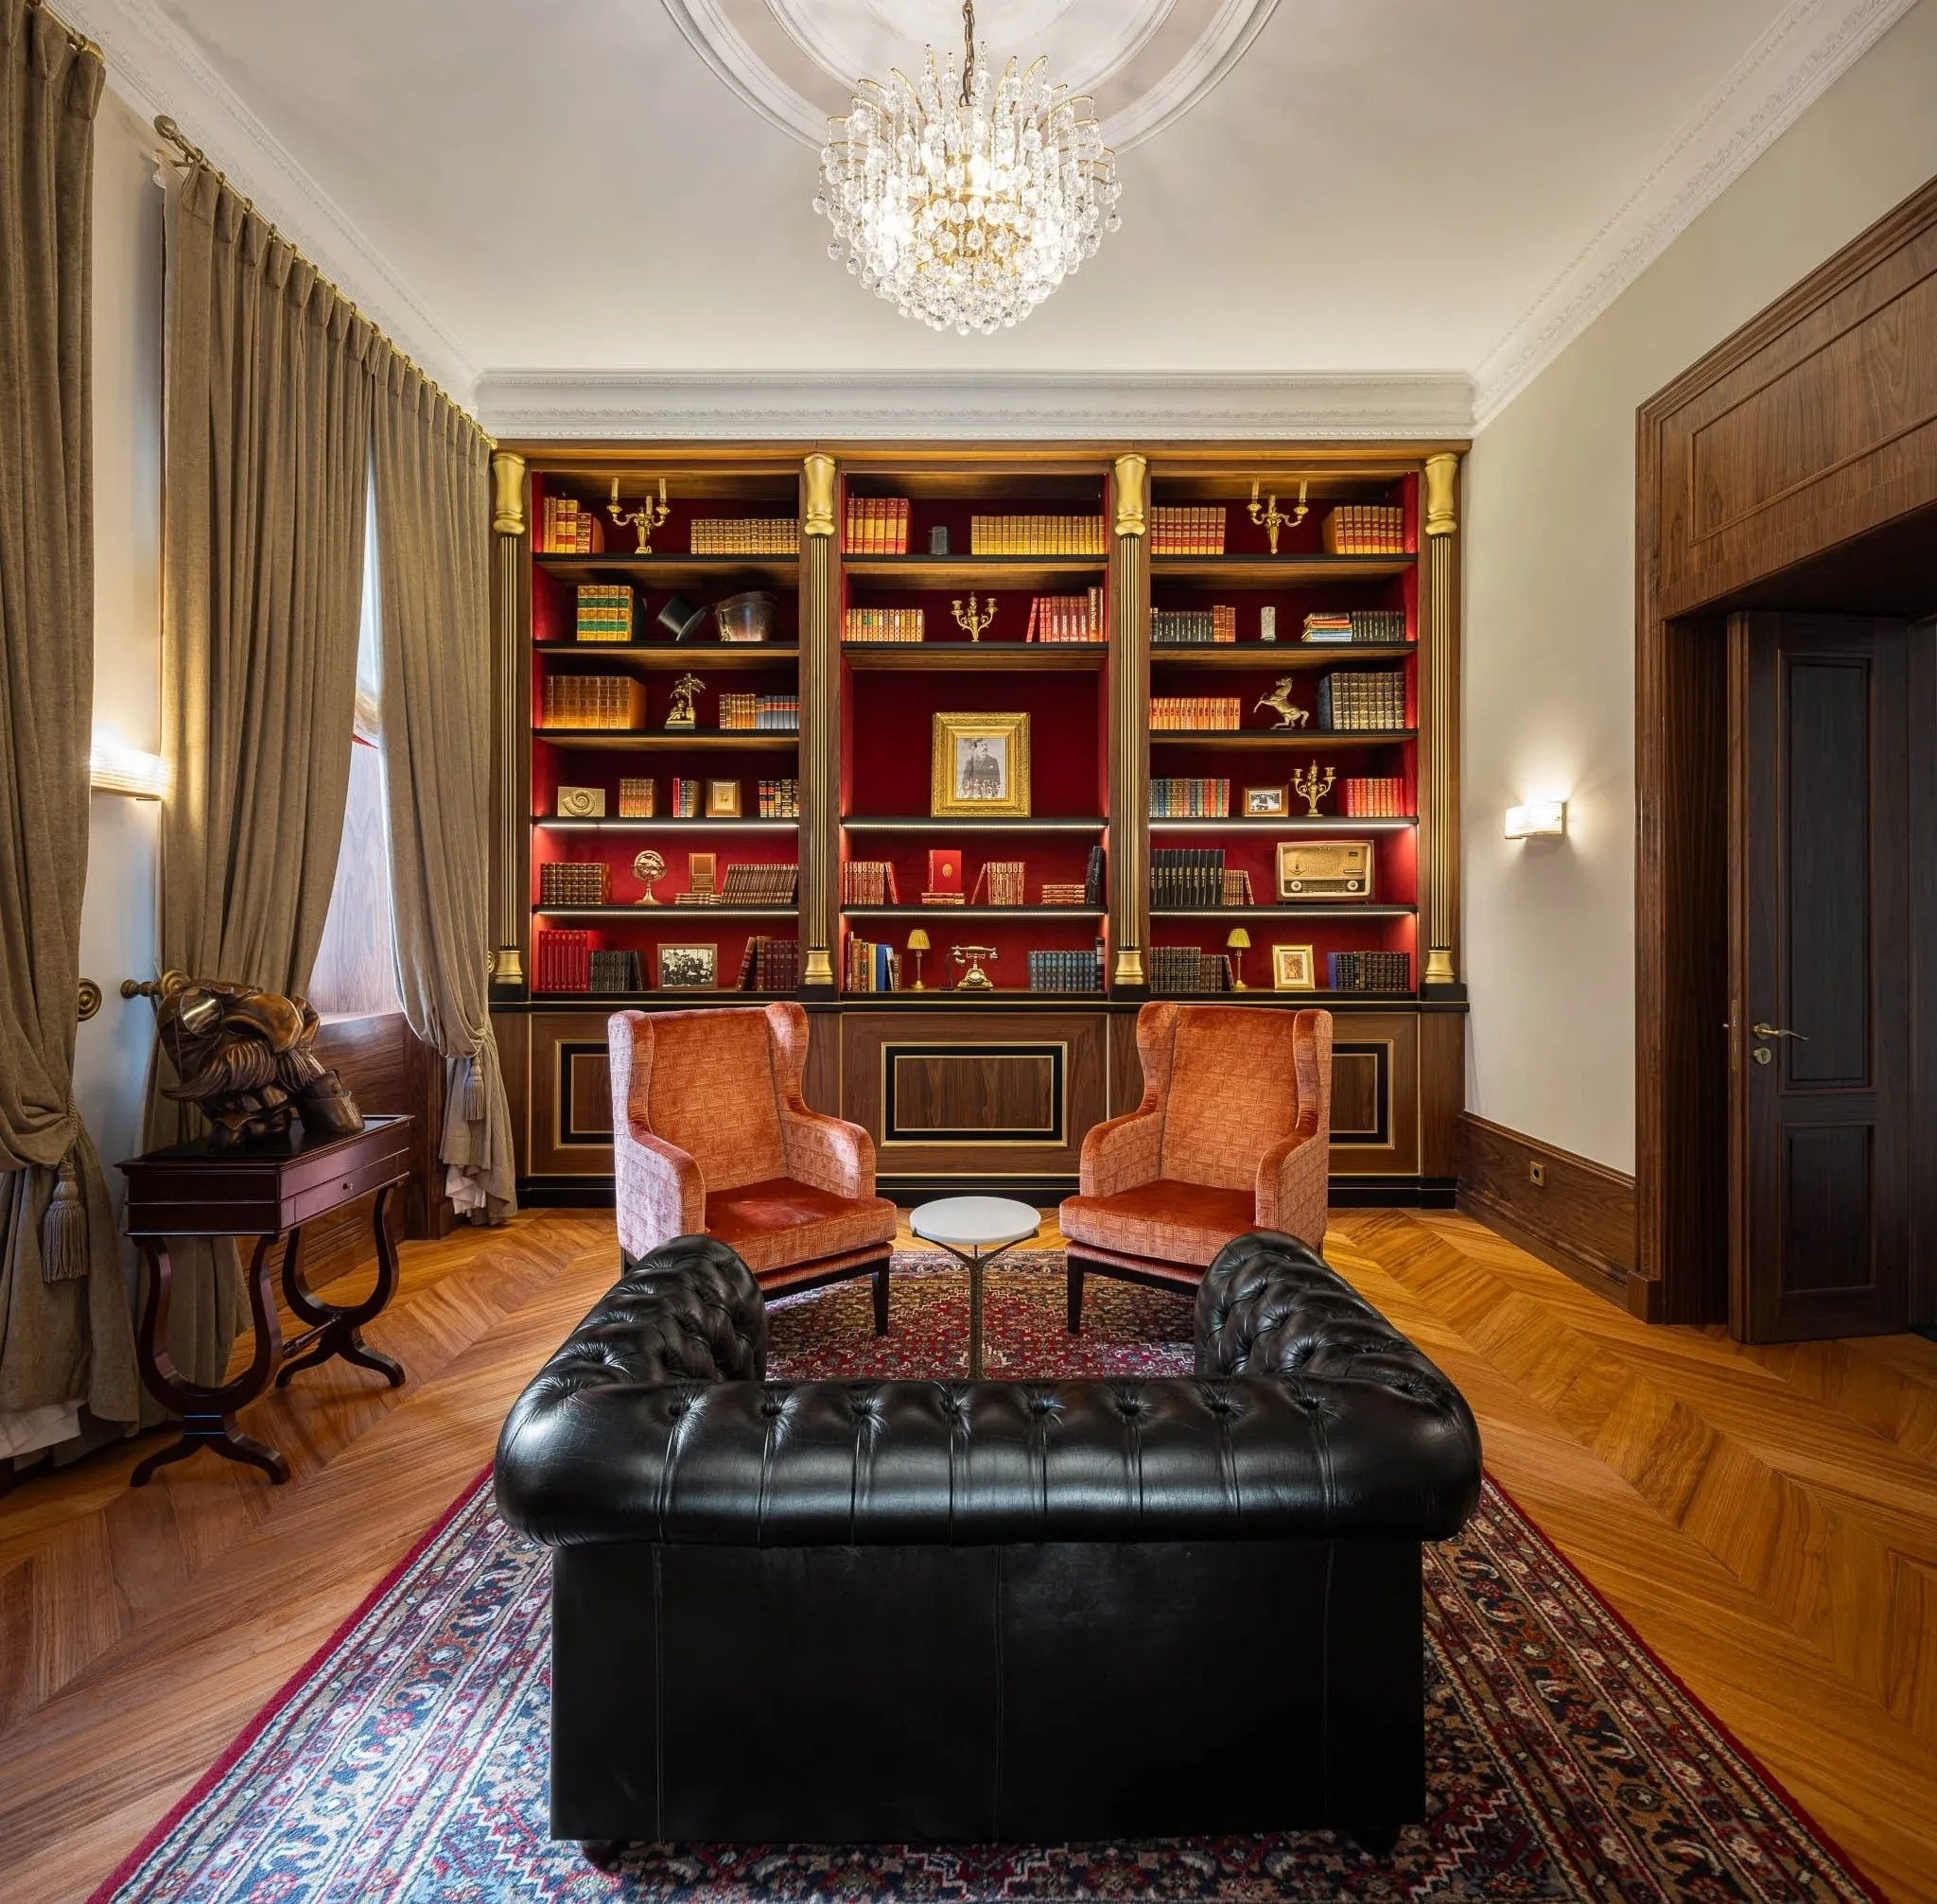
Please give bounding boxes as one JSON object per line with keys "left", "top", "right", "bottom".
{"left": 1067, "top": 1260, "right": 1085, "bottom": 1334}
{"left": 872, "top": 1261, "right": 891, "bottom": 1336}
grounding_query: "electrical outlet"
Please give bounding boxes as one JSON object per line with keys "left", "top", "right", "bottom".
{"left": 1528, "top": 1161, "right": 1547, "bottom": 1189}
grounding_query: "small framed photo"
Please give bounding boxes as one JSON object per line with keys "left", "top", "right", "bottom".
{"left": 1245, "top": 785, "right": 1289, "bottom": 818}
{"left": 1272, "top": 944, "right": 1317, "bottom": 991}
{"left": 657, "top": 943, "right": 718, "bottom": 991}
{"left": 705, "top": 778, "right": 742, "bottom": 818}
{"left": 931, "top": 711, "right": 1032, "bottom": 818}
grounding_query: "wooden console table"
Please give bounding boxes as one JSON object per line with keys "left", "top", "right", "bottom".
{"left": 117, "top": 1115, "right": 414, "bottom": 1487}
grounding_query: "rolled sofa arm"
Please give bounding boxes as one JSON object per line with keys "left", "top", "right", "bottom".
{"left": 496, "top": 1235, "right": 766, "bottom": 1543}
{"left": 497, "top": 1232, "right": 1481, "bottom": 1549}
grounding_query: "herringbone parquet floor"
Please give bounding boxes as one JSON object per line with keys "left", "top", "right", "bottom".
{"left": 1, "top": 1208, "right": 1934, "bottom": 1900}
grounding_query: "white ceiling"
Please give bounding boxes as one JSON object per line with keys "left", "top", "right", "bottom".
{"left": 68, "top": 0, "right": 1917, "bottom": 429}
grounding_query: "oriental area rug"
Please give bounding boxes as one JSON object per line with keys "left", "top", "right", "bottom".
{"left": 93, "top": 1254, "right": 1875, "bottom": 1903}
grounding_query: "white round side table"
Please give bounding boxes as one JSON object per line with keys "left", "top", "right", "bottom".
{"left": 908, "top": 1196, "right": 1042, "bottom": 1378}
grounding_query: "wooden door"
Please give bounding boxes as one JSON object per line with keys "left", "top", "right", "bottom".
{"left": 1728, "top": 612, "right": 1911, "bottom": 1341}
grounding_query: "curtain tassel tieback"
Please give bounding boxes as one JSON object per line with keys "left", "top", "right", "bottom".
{"left": 463, "top": 1056, "right": 484, "bottom": 1123}
{"left": 43, "top": 1148, "right": 89, "bottom": 1284}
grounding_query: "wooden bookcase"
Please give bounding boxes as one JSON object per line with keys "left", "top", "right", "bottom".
{"left": 488, "top": 443, "right": 1467, "bottom": 1205}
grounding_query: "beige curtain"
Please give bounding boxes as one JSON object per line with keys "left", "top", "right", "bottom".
{"left": 0, "top": 1, "right": 140, "bottom": 1457}
{"left": 371, "top": 354, "right": 515, "bottom": 1222}
{"left": 148, "top": 161, "right": 375, "bottom": 1380}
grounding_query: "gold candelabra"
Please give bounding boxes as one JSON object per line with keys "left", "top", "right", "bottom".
{"left": 609, "top": 476, "right": 671, "bottom": 555}
{"left": 1292, "top": 760, "right": 1335, "bottom": 817}
{"left": 1248, "top": 478, "right": 1309, "bottom": 555}
{"left": 951, "top": 944, "right": 999, "bottom": 990}
{"left": 951, "top": 593, "right": 998, "bottom": 642}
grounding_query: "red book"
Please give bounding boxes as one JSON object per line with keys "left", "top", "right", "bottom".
{"left": 927, "top": 847, "right": 962, "bottom": 894}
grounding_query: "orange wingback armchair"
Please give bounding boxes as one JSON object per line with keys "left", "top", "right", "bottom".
{"left": 609, "top": 1003, "right": 899, "bottom": 1331}
{"left": 1059, "top": 1002, "right": 1332, "bottom": 1331}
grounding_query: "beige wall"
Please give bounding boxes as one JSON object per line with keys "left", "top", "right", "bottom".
{"left": 74, "top": 93, "right": 164, "bottom": 1220}
{"left": 1460, "top": 0, "right": 1937, "bottom": 1174}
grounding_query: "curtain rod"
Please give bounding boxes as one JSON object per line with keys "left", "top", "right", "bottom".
{"left": 28, "top": 0, "right": 100, "bottom": 59}
{"left": 151, "top": 113, "right": 488, "bottom": 445}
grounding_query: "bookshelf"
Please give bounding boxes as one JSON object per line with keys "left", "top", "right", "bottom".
{"left": 489, "top": 445, "right": 1465, "bottom": 1204}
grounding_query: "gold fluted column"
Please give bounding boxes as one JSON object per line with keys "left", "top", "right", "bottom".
{"left": 799, "top": 453, "right": 839, "bottom": 991}
{"left": 490, "top": 449, "right": 529, "bottom": 992}
{"left": 1108, "top": 454, "right": 1150, "bottom": 989}
{"left": 1421, "top": 451, "right": 1461, "bottom": 990}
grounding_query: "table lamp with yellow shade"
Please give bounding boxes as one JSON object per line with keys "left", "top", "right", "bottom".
{"left": 1226, "top": 926, "right": 1251, "bottom": 990}
{"left": 906, "top": 928, "right": 931, "bottom": 991}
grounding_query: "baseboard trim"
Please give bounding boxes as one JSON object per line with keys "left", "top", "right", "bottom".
{"left": 1457, "top": 1114, "right": 1635, "bottom": 1308}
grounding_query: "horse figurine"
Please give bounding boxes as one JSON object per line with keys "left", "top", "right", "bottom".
{"left": 1254, "top": 677, "right": 1308, "bottom": 729}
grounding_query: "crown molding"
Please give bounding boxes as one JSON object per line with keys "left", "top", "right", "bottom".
{"left": 63, "top": 0, "right": 478, "bottom": 401}
{"left": 476, "top": 369, "right": 1475, "bottom": 443}
{"left": 1472, "top": 0, "right": 1916, "bottom": 428}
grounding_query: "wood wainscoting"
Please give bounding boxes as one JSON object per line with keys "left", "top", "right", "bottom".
{"left": 1457, "top": 1113, "right": 1635, "bottom": 1305}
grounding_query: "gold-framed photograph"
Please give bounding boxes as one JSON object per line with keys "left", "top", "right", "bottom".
{"left": 705, "top": 778, "right": 742, "bottom": 818}
{"left": 657, "top": 943, "right": 718, "bottom": 990}
{"left": 931, "top": 711, "right": 1031, "bottom": 818}
{"left": 1272, "top": 944, "right": 1317, "bottom": 991}
{"left": 1244, "top": 785, "right": 1289, "bottom": 818}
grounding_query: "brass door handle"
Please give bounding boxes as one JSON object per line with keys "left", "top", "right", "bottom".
{"left": 1751, "top": 1022, "right": 1808, "bottom": 1040}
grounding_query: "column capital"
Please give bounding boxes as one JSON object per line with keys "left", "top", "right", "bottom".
{"left": 1112, "top": 453, "right": 1148, "bottom": 538}
{"left": 802, "top": 453, "right": 837, "bottom": 538}
{"left": 490, "top": 449, "right": 528, "bottom": 538}
{"left": 1423, "top": 451, "right": 1459, "bottom": 538}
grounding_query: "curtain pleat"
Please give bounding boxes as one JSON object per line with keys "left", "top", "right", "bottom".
{"left": 147, "top": 159, "right": 375, "bottom": 1382}
{"left": 0, "top": 0, "right": 140, "bottom": 1454}
{"left": 371, "top": 356, "right": 515, "bottom": 1222}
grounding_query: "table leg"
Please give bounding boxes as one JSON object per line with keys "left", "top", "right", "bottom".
{"left": 276, "top": 1181, "right": 407, "bottom": 1389}
{"left": 131, "top": 1234, "right": 289, "bottom": 1487}
{"left": 968, "top": 1249, "right": 986, "bottom": 1380}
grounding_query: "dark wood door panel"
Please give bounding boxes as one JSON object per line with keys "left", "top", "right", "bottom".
{"left": 890, "top": 1052, "right": 1060, "bottom": 1134}
{"left": 1730, "top": 612, "right": 1911, "bottom": 1340}
{"left": 1657, "top": 204, "right": 1937, "bottom": 616}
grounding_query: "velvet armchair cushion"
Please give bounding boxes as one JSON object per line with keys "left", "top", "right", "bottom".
{"left": 610, "top": 1004, "right": 895, "bottom": 1271}
{"left": 1059, "top": 1003, "right": 1333, "bottom": 1266}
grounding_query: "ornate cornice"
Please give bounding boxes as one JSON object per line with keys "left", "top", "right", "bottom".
{"left": 477, "top": 369, "right": 1475, "bottom": 443}
{"left": 62, "top": 0, "right": 477, "bottom": 400}
{"left": 1472, "top": 0, "right": 1915, "bottom": 427}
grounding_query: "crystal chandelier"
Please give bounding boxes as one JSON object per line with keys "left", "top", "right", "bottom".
{"left": 813, "top": 1, "right": 1122, "bottom": 335}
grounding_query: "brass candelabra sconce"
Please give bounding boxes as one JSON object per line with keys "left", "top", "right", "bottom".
{"left": 951, "top": 944, "right": 999, "bottom": 990}
{"left": 1292, "top": 760, "right": 1335, "bottom": 817}
{"left": 951, "top": 593, "right": 998, "bottom": 642}
{"left": 609, "top": 476, "right": 671, "bottom": 555}
{"left": 1248, "top": 478, "right": 1309, "bottom": 555}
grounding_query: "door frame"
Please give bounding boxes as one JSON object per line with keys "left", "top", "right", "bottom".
{"left": 1634, "top": 177, "right": 1937, "bottom": 1327}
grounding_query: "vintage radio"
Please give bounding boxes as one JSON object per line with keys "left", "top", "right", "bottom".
{"left": 556, "top": 785, "right": 606, "bottom": 818}
{"left": 1275, "top": 838, "right": 1374, "bottom": 900}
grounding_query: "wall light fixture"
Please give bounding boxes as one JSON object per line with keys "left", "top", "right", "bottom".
{"left": 1504, "top": 799, "right": 1566, "bottom": 840}
{"left": 89, "top": 729, "right": 168, "bottom": 800}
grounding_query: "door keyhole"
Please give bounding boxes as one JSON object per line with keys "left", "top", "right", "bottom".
{"left": 1752, "top": 1047, "right": 1772, "bottom": 1065}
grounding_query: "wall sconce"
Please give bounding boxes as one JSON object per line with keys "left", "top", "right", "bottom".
{"left": 1504, "top": 799, "right": 1566, "bottom": 840}
{"left": 89, "top": 729, "right": 168, "bottom": 800}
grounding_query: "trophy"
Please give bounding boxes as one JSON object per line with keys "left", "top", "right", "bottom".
{"left": 951, "top": 945, "right": 999, "bottom": 991}
{"left": 1254, "top": 677, "right": 1309, "bottom": 729}
{"left": 666, "top": 673, "right": 703, "bottom": 731}
{"left": 632, "top": 848, "right": 667, "bottom": 905}
{"left": 1292, "top": 761, "right": 1336, "bottom": 818}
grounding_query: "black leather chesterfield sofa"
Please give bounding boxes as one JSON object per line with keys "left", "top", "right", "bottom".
{"left": 496, "top": 1229, "right": 1481, "bottom": 1857}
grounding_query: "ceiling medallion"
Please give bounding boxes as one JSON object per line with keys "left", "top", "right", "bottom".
{"left": 813, "top": 1, "right": 1122, "bottom": 335}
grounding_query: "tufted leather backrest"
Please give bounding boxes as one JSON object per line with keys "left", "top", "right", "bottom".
{"left": 1156, "top": 1005, "right": 1320, "bottom": 1190}
{"left": 631, "top": 1007, "right": 789, "bottom": 1190}
{"left": 496, "top": 1231, "right": 1480, "bottom": 1551}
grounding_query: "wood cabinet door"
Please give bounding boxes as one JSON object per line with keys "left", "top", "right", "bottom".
{"left": 1728, "top": 612, "right": 1911, "bottom": 1340}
